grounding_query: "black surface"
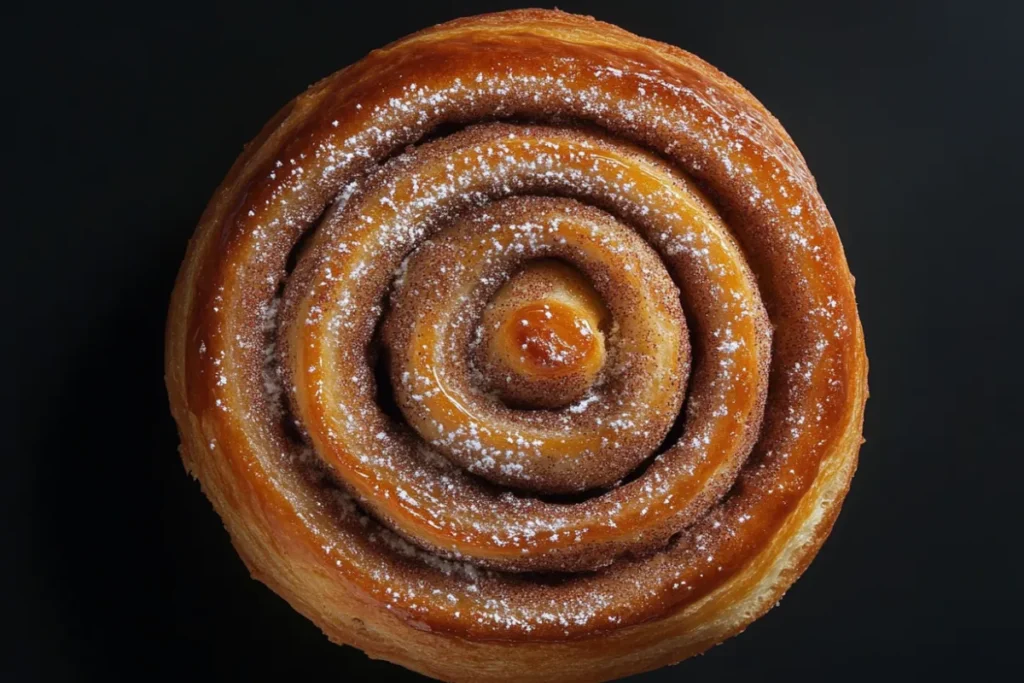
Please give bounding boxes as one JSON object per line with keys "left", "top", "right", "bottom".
{"left": 7, "top": 0, "right": 1024, "bottom": 679}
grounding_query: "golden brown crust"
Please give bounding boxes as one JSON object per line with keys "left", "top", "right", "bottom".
{"left": 166, "top": 9, "right": 867, "bottom": 682}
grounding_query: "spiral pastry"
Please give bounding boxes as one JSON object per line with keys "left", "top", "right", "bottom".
{"left": 166, "top": 9, "right": 867, "bottom": 683}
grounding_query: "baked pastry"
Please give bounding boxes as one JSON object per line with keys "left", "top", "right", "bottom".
{"left": 165, "top": 9, "right": 867, "bottom": 682}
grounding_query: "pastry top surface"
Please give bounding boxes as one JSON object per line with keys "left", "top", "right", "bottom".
{"left": 165, "top": 9, "right": 866, "bottom": 674}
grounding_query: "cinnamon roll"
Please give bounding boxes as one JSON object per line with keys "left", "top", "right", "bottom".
{"left": 166, "top": 9, "right": 867, "bottom": 682}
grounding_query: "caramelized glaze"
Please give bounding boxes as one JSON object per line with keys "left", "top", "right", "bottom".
{"left": 508, "top": 302, "right": 599, "bottom": 376}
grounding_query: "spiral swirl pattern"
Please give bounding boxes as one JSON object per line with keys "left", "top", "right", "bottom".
{"left": 167, "top": 10, "right": 867, "bottom": 682}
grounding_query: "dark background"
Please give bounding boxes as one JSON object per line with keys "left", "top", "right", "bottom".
{"left": 7, "top": 0, "right": 1023, "bottom": 679}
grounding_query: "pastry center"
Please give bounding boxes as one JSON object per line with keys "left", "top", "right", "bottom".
{"left": 476, "top": 260, "right": 608, "bottom": 409}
